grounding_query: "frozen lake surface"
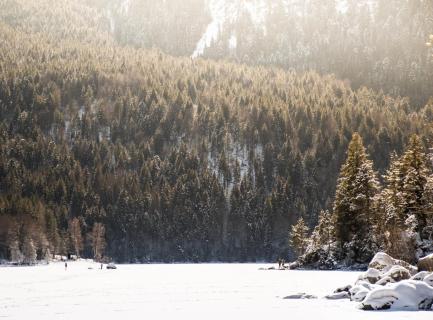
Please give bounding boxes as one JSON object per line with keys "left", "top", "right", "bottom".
{"left": 0, "top": 262, "right": 431, "bottom": 319}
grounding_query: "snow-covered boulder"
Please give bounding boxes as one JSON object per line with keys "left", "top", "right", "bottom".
{"left": 424, "top": 273, "right": 433, "bottom": 287}
{"left": 333, "top": 284, "right": 352, "bottom": 293}
{"left": 283, "top": 293, "right": 317, "bottom": 299}
{"left": 351, "top": 286, "right": 371, "bottom": 302}
{"left": 357, "top": 268, "right": 381, "bottom": 284}
{"left": 381, "top": 265, "right": 411, "bottom": 283}
{"left": 360, "top": 280, "right": 433, "bottom": 310}
{"left": 325, "top": 291, "right": 350, "bottom": 300}
{"left": 368, "top": 252, "right": 417, "bottom": 275}
{"left": 349, "top": 281, "right": 376, "bottom": 302}
{"left": 376, "top": 276, "right": 395, "bottom": 286}
{"left": 418, "top": 254, "right": 433, "bottom": 272}
{"left": 411, "top": 271, "right": 431, "bottom": 281}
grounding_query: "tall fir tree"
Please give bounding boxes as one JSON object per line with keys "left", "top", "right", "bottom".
{"left": 400, "top": 135, "right": 430, "bottom": 236}
{"left": 379, "top": 152, "right": 416, "bottom": 263}
{"left": 289, "top": 217, "right": 309, "bottom": 257}
{"left": 332, "top": 133, "right": 380, "bottom": 263}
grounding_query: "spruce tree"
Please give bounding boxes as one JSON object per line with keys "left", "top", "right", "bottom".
{"left": 22, "top": 236, "right": 37, "bottom": 265}
{"left": 332, "top": 133, "right": 380, "bottom": 263}
{"left": 379, "top": 153, "right": 416, "bottom": 262}
{"left": 289, "top": 217, "right": 309, "bottom": 257}
{"left": 310, "top": 210, "right": 333, "bottom": 255}
{"left": 400, "top": 135, "right": 430, "bottom": 236}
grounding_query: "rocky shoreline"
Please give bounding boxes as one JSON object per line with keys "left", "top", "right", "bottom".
{"left": 281, "top": 252, "right": 433, "bottom": 311}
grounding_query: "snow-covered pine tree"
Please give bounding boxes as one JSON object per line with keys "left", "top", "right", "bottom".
{"left": 7, "top": 222, "right": 23, "bottom": 264}
{"left": 332, "top": 133, "right": 380, "bottom": 263}
{"left": 421, "top": 175, "right": 433, "bottom": 242}
{"left": 22, "top": 236, "right": 37, "bottom": 265}
{"left": 379, "top": 152, "right": 416, "bottom": 263}
{"left": 310, "top": 210, "right": 333, "bottom": 254}
{"left": 302, "top": 210, "right": 335, "bottom": 266}
{"left": 69, "top": 218, "right": 83, "bottom": 257}
{"left": 289, "top": 217, "right": 309, "bottom": 257}
{"left": 400, "top": 135, "right": 430, "bottom": 237}
{"left": 92, "top": 223, "right": 106, "bottom": 262}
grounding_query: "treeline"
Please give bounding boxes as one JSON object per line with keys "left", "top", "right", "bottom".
{"left": 3, "top": 0, "right": 432, "bottom": 108}
{"left": 0, "top": 0, "right": 432, "bottom": 263}
{"left": 295, "top": 133, "right": 433, "bottom": 267}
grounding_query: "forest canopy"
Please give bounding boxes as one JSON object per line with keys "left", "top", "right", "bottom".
{"left": 0, "top": 0, "right": 432, "bottom": 264}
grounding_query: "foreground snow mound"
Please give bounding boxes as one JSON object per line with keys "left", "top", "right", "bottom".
{"left": 424, "top": 273, "right": 433, "bottom": 286}
{"left": 368, "top": 252, "right": 417, "bottom": 275}
{"left": 411, "top": 271, "right": 431, "bottom": 281}
{"left": 360, "top": 280, "right": 433, "bottom": 311}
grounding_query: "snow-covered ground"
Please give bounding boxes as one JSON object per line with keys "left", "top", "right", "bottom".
{"left": 0, "top": 262, "right": 431, "bottom": 319}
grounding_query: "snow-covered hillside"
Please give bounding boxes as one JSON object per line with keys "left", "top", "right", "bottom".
{"left": 190, "top": 0, "right": 378, "bottom": 58}
{"left": 192, "top": 0, "right": 268, "bottom": 58}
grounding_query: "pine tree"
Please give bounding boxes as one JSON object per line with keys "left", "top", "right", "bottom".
{"left": 92, "top": 223, "right": 106, "bottom": 262}
{"left": 400, "top": 135, "right": 430, "bottom": 236}
{"left": 379, "top": 153, "right": 416, "bottom": 262}
{"left": 22, "top": 236, "right": 37, "bottom": 265}
{"left": 69, "top": 218, "right": 83, "bottom": 257}
{"left": 332, "top": 133, "right": 380, "bottom": 263}
{"left": 289, "top": 217, "right": 309, "bottom": 257}
{"left": 7, "top": 222, "right": 23, "bottom": 264}
{"left": 421, "top": 175, "right": 433, "bottom": 241}
{"left": 310, "top": 210, "right": 333, "bottom": 255}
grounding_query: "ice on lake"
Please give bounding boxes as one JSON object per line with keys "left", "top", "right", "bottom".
{"left": 0, "top": 262, "right": 431, "bottom": 319}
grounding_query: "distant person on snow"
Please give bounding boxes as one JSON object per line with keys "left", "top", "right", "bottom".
{"left": 65, "top": 262, "right": 68, "bottom": 270}
{"left": 101, "top": 263, "right": 103, "bottom": 270}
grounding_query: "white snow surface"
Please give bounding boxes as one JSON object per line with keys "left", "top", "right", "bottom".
{"left": 192, "top": 0, "right": 267, "bottom": 58}
{"left": 0, "top": 262, "right": 432, "bottom": 319}
{"left": 361, "top": 280, "right": 433, "bottom": 311}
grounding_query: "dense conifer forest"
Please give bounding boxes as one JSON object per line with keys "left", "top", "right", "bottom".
{"left": 0, "top": 0, "right": 432, "bottom": 264}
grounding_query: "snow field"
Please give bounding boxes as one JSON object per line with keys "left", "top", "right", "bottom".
{"left": 0, "top": 263, "right": 432, "bottom": 319}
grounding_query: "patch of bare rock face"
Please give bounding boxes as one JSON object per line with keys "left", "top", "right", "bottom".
{"left": 329, "top": 252, "right": 433, "bottom": 311}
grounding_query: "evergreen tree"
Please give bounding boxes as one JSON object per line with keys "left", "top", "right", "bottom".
{"left": 379, "top": 153, "right": 416, "bottom": 262}
{"left": 332, "top": 133, "right": 380, "bottom": 263}
{"left": 310, "top": 210, "right": 333, "bottom": 255}
{"left": 289, "top": 217, "right": 309, "bottom": 257}
{"left": 400, "top": 135, "right": 430, "bottom": 236}
{"left": 92, "top": 223, "right": 106, "bottom": 262}
{"left": 69, "top": 218, "right": 83, "bottom": 257}
{"left": 22, "top": 236, "right": 37, "bottom": 265}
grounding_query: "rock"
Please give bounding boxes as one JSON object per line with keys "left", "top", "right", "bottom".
{"left": 283, "top": 293, "right": 317, "bottom": 299}
{"left": 383, "top": 265, "right": 411, "bottom": 282}
{"left": 357, "top": 268, "right": 381, "bottom": 284}
{"left": 424, "top": 273, "right": 433, "bottom": 287}
{"left": 325, "top": 291, "right": 350, "bottom": 300}
{"left": 418, "top": 254, "right": 433, "bottom": 272}
{"left": 258, "top": 266, "right": 276, "bottom": 270}
{"left": 410, "top": 271, "right": 430, "bottom": 281}
{"left": 287, "top": 261, "right": 299, "bottom": 270}
{"left": 351, "top": 287, "right": 370, "bottom": 302}
{"left": 360, "top": 280, "right": 433, "bottom": 310}
{"left": 376, "top": 276, "right": 395, "bottom": 286}
{"left": 350, "top": 283, "right": 373, "bottom": 302}
{"left": 368, "top": 252, "right": 417, "bottom": 275}
{"left": 333, "top": 284, "right": 352, "bottom": 293}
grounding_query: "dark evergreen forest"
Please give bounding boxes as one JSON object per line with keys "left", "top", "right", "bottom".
{"left": 0, "top": 0, "right": 432, "bottom": 263}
